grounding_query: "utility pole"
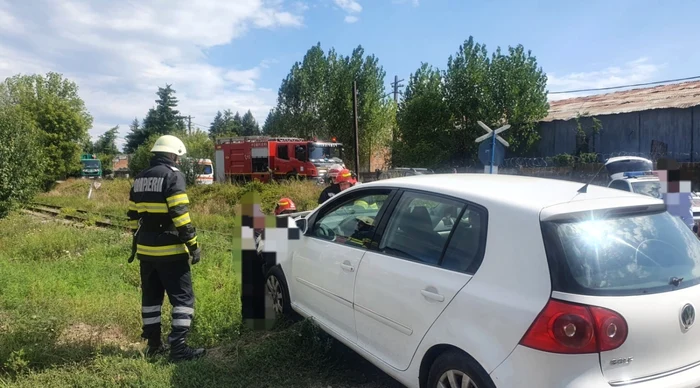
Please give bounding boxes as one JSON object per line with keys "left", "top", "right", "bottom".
{"left": 391, "top": 75, "right": 404, "bottom": 103}
{"left": 187, "top": 115, "right": 193, "bottom": 135}
{"left": 353, "top": 80, "right": 361, "bottom": 174}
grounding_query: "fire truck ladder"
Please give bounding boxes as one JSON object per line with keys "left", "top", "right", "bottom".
{"left": 215, "top": 136, "right": 306, "bottom": 144}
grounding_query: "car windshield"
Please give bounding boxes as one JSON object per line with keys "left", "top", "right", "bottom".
{"left": 543, "top": 211, "right": 700, "bottom": 296}
{"left": 82, "top": 160, "right": 100, "bottom": 168}
{"left": 309, "top": 145, "right": 342, "bottom": 162}
{"left": 202, "top": 165, "right": 213, "bottom": 175}
{"left": 631, "top": 181, "right": 662, "bottom": 199}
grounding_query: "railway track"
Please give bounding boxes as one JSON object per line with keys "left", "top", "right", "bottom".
{"left": 24, "top": 202, "right": 234, "bottom": 237}
{"left": 25, "top": 203, "right": 129, "bottom": 230}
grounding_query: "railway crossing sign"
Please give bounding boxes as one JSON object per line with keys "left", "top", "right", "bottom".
{"left": 475, "top": 121, "right": 510, "bottom": 174}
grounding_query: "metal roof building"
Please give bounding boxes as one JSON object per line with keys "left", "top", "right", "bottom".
{"left": 537, "top": 80, "right": 700, "bottom": 160}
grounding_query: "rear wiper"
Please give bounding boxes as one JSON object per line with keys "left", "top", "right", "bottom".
{"left": 670, "top": 277, "right": 684, "bottom": 287}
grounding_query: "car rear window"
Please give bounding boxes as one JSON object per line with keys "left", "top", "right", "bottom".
{"left": 542, "top": 211, "right": 700, "bottom": 296}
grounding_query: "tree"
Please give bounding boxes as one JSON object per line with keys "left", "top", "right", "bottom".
{"left": 0, "top": 102, "right": 46, "bottom": 217}
{"left": 128, "top": 134, "right": 160, "bottom": 176}
{"left": 240, "top": 110, "right": 260, "bottom": 136}
{"left": 123, "top": 118, "right": 144, "bottom": 154}
{"left": 222, "top": 109, "right": 241, "bottom": 136}
{"left": 393, "top": 63, "right": 452, "bottom": 168}
{"left": 178, "top": 128, "right": 215, "bottom": 185}
{"left": 124, "top": 85, "right": 185, "bottom": 152}
{"left": 94, "top": 126, "right": 120, "bottom": 156}
{"left": 442, "top": 37, "right": 549, "bottom": 163}
{"left": 209, "top": 110, "right": 224, "bottom": 139}
{"left": 232, "top": 112, "right": 243, "bottom": 132}
{"left": 1, "top": 72, "right": 93, "bottom": 183}
{"left": 487, "top": 45, "right": 549, "bottom": 155}
{"left": 262, "top": 108, "right": 284, "bottom": 135}
{"left": 272, "top": 43, "right": 392, "bottom": 171}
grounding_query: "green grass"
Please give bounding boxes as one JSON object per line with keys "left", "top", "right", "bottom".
{"left": 34, "top": 178, "right": 323, "bottom": 234}
{"left": 1, "top": 180, "right": 401, "bottom": 387}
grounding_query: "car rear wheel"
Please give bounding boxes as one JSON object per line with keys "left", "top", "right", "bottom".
{"left": 427, "top": 350, "right": 494, "bottom": 388}
{"left": 265, "top": 266, "right": 293, "bottom": 317}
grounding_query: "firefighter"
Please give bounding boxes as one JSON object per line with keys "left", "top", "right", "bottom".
{"left": 318, "top": 168, "right": 356, "bottom": 204}
{"left": 274, "top": 197, "right": 297, "bottom": 216}
{"left": 126, "top": 134, "right": 205, "bottom": 362}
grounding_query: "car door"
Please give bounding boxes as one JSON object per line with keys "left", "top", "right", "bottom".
{"left": 353, "top": 189, "right": 487, "bottom": 371}
{"left": 291, "top": 187, "right": 395, "bottom": 344}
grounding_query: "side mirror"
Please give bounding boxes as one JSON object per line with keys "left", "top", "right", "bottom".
{"left": 296, "top": 217, "right": 309, "bottom": 234}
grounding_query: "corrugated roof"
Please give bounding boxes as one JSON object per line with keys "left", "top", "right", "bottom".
{"left": 541, "top": 80, "right": 700, "bottom": 122}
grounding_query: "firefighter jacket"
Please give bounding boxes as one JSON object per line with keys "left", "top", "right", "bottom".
{"left": 318, "top": 184, "right": 341, "bottom": 204}
{"left": 127, "top": 155, "right": 198, "bottom": 262}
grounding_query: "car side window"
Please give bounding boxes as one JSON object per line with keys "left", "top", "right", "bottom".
{"left": 440, "top": 207, "right": 487, "bottom": 274}
{"left": 312, "top": 191, "right": 390, "bottom": 248}
{"left": 379, "top": 191, "right": 464, "bottom": 265}
{"left": 610, "top": 180, "right": 630, "bottom": 191}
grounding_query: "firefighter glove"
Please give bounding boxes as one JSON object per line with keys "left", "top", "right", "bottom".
{"left": 189, "top": 245, "right": 202, "bottom": 265}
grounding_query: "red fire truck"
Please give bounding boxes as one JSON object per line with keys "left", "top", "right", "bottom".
{"left": 214, "top": 136, "right": 345, "bottom": 183}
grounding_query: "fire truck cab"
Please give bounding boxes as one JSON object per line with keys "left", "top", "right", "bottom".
{"left": 214, "top": 136, "right": 344, "bottom": 183}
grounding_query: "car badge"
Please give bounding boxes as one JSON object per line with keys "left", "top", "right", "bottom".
{"left": 680, "top": 303, "right": 696, "bottom": 331}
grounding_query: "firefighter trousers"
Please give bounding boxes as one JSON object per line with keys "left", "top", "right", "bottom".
{"left": 139, "top": 259, "right": 195, "bottom": 345}
{"left": 241, "top": 248, "right": 266, "bottom": 323}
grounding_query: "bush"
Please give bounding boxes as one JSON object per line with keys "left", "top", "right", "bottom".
{"left": 577, "top": 152, "right": 599, "bottom": 164}
{"left": 551, "top": 153, "right": 575, "bottom": 167}
{"left": 0, "top": 105, "right": 46, "bottom": 217}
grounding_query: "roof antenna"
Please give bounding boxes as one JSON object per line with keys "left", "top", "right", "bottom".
{"left": 572, "top": 161, "right": 607, "bottom": 198}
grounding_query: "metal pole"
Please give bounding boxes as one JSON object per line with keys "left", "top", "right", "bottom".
{"left": 394, "top": 75, "right": 398, "bottom": 103}
{"left": 353, "top": 81, "right": 361, "bottom": 173}
{"left": 490, "top": 130, "right": 496, "bottom": 174}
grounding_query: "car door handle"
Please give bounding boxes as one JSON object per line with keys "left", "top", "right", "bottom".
{"left": 421, "top": 289, "right": 445, "bottom": 302}
{"left": 340, "top": 261, "right": 355, "bottom": 272}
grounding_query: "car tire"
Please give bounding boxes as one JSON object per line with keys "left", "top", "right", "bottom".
{"left": 265, "top": 266, "right": 293, "bottom": 318}
{"left": 426, "top": 350, "right": 495, "bottom": 388}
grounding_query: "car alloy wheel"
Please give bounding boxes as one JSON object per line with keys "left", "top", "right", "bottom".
{"left": 437, "top": 370, "right": 478, "bottom": 388}
{"left": 266, "top": 275, "right": 284, "bottom": 316}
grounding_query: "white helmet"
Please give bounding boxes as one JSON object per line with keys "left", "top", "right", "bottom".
{"left": 151, "top": 135, "right": 187, "bottom": 156}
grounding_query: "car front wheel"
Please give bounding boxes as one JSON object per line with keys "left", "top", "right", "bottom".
{"left": 265, "top": 266, "right": 293, "bottom": 317}
{"left": 427, "top": 350, "right": 495, "bottom": 388}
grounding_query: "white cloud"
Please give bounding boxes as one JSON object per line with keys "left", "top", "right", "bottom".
{"left": 334, "top": 0, "right": 362, "bottom": 13}
{"left": 333, "top": 0, "right": 361, "bottom": 22}
{"left": 547, "top": 57, "right": 663, "bottom": 101}
{"left": 0, "top": 0, "right": 306, "bottom": 150}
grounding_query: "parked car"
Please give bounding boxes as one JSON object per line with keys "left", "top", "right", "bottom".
{"left": 380, "top": 167, "right": 435, "bottom": 180}
{"left": 607, "top": 171, "right": 662, "bottom": 198}
{"left": 265, "top": 174, "right": 700, "bottom": 388}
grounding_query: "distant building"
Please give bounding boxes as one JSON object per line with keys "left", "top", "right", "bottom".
{"left": 537, "top": 81, "right": 700, "bottom": 161}
{"left": 112, "top": 154, "right": 130, "bottom": 178}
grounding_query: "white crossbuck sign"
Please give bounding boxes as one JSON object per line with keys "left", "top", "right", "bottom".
{"left": 475, "top": 121, "right": 510, "bottom": 147}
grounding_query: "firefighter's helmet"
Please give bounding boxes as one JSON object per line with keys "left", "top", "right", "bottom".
{"left": 151, "top": 135, "right": 187, "bottom": 156}
{"left": 275, "top": 197, "right": 297, "bottom": 215}
{"left": 334, "top": 169, "right": 357, "bottom": 185}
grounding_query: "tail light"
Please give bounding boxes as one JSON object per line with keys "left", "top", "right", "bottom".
{"left": 519, "top": 299, "right": 628, "bottom": 354}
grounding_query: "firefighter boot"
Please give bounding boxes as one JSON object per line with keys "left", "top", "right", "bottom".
{"left": 145, "top": 336, "right": 168, "bottom": 357}
{"left": 169, "top": 340, "right": 206, "bottom": 362}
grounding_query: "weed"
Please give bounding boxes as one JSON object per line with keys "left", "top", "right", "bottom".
{"left": 0, "top": 180, "right": 401, "bottom": 387}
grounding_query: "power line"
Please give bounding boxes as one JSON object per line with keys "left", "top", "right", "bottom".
{"left": 549, "top": 75, "right": 700, "bottom": 94}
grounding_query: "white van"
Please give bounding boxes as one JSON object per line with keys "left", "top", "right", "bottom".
{"left": 195, "top": 158, "right": 214, "bottom": 185}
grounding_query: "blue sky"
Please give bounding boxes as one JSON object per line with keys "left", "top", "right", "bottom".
{"left": 1, "top": 0, "right": 698, "bottom": 150}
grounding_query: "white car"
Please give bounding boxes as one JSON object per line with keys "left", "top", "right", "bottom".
{"left": 266, "top": 174, "right": 700, "bottom": 388}
{"left": 607, "top": 172, "right": 662, "bottom": 199}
